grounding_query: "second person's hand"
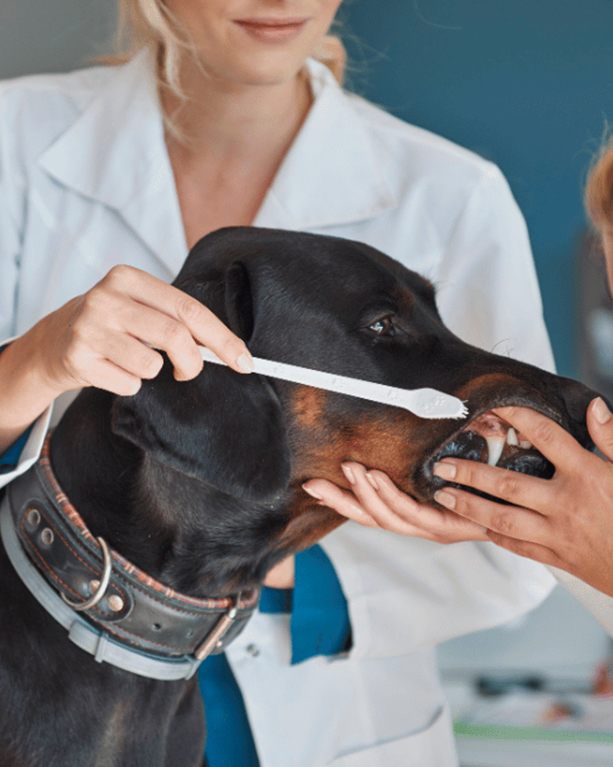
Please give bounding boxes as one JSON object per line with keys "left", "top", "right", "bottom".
{"left": 303, "top": 462, "right": 490, "bottom": 544}
{"left": 431, "top": 400, "right": 613, "bottom": 597}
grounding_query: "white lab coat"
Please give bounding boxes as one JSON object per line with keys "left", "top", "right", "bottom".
{"left": 0, "top": 50, "right": 559, "bottom": 765}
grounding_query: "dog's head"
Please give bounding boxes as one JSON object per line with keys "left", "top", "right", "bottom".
{"left": 112, "top": 227, "right": 600, "bottom": 582}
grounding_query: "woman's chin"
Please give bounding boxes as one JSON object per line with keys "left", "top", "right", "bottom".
{"left": 196, "top": 56, "right": 309, "bottom": 91}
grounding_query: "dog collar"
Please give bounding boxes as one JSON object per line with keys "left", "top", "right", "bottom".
{"left": 0, "top": 437, "right": 260, "bottom": 681}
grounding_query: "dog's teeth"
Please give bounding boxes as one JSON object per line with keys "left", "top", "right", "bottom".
{"left": 519, "top": 439, "right": 532, "bottom": 450}
{"left": 486, "top": 436, "right": 505, "bottom": 466}
{"left": 506, "top": 427, "right": 519, "bottom": 446}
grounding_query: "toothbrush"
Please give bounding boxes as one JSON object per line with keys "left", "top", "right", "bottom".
{"left": 199, "top": 347, "right": 468, "bottom": 420}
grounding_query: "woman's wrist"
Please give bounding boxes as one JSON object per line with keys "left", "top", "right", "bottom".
{"left": 0, "top": 331, "right": 66, "bottom": 453}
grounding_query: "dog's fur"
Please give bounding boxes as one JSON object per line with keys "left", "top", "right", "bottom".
{"left": 0, "top": 227, "right": 600, "bottom": 766}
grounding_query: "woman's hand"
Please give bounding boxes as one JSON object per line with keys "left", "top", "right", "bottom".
{"left": 303, "top": 463, "right": 490, "bottom": 544}
{"left": 431, "top": 399, "right": 613, "bottom": 597}
{"left": 30, "top": 264, "right": 253, "bottom": 393}
{"left": 0, "top": 265, "right": 252, "bottom": 452}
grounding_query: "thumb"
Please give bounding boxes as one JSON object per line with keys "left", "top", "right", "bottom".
{"left": 587, "top": 397, "right": 613, "bottom": 460}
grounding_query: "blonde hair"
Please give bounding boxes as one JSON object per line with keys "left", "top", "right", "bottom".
{"left": 114, "top": 0, "right": 347, "bottom": 97}
{"left": 585, "top": 136, "right": 613, "bottom": 234}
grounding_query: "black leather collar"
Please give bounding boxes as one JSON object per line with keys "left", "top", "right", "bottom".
{"left": 3, "top": 437, "right": 259, "bottom": 678}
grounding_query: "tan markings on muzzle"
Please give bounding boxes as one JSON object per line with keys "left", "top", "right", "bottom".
{"left": 288, "top": 385, "right": 425, "bottom": 490}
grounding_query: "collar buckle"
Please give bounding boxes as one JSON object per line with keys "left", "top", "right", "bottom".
{"left": 195, "top": 600, "right": 240, "bottom": 661}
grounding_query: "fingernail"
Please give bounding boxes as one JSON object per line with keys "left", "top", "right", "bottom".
{"left": 593, "top": 397, "right": 612, "bottom": 425}
{"left": 237, "top": 351, "right": 255, "bottom": 373}
{"left": 341, "top": 464, "right": 355, "bottom": 485}
{"left": 433, "top": 460, "right": 457, "bottom": 480}
{"left": 302, "top": 484, "right": 322, "bottom": 500}
{"left": 434, "top": 490, "right": 456, "bottom": 510}
{"left": 366, "top": 472, "right": 379, "bottom": 491}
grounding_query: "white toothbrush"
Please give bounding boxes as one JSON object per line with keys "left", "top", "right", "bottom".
{"left": 199, "top": 347, "right": 468, "bottom": 420}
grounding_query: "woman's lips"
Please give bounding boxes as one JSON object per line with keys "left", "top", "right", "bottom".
{"left": 234, "top": 18, "right": 309, "bottom": 44}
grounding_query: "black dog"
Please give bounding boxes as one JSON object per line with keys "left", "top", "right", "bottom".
{"left": 0, "top": 227, "right": 600, "bottom": 766}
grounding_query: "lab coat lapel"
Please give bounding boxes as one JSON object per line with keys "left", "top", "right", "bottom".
{"left": 38, "top": 50, "right": 187, "bottom": 277}
{"left": 39, "top": 52, "right": 395, "bottom": 270}
{"left": 255, "top": 59, "right": 396, "bottom": 231}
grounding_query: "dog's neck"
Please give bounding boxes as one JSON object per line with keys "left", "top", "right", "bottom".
{"left": 50, "top": 389, "right": 291, "bottom": 599}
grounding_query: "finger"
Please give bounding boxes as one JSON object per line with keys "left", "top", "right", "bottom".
{"left": 433, "top": 456, "right": 553, "bottom": 512}
{"left": 100, "top": 332, "right": 164, "bottom": 379}
{"left": 81, "top": 292, "right": 205, "bottom": 382}
{"left": 433, "top": 485, "right": 550, "bottom": 543}
{"left": 57, "top": 314, "right": 158, "bottom": 384}
{"left": 341, "top": 463, "right": 432, "bottom": 534}
{"left": 587, "top": 397, "right": 613, "bottom": 462}
{"left": 83, "top": 358, "right": 143, "bottom": 397}
{"left": 364, "top": 468, "right": 490, "bottom": 541}
{"left": 340, "top": 462, "right": 489, "bottom": 541}
{"left": 102, "top": 266, "right": 253, "bottom": 375}
{"left": 171, "top": 294, "right": 254, "bottom": 375}
{"left": 302, "top": 479, "right": 380, "bottom": 527}
{"left": 306, "top": 472, "right": 457, "bottom": 540}
{"left": 107, "top": 299, "right": 205, "bottom": 381}
{"left": 491, "top": 406, "right": 584, "bottom": 471}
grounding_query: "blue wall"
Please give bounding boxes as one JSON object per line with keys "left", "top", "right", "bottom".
{"left": 342, "top": 0, "right": 613, "bottom": 377}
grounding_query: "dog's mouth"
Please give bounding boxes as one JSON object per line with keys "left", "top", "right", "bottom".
{"left": 428, "top": 410, "right": 555, "bottom": 485}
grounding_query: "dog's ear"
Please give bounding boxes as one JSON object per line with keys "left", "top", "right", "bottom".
{"left": 179, "top": 259, "right": 256, "bottom": 343}
{"left": 111, "top": 259, "right": 291, "bottom": 503}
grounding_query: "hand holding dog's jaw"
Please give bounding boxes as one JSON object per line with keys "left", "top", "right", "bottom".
{"left": 430, "top": 401, "right": 613, "bottom": 598}
{"left": 302, "top": 465, "right": 490, "bottom": 544}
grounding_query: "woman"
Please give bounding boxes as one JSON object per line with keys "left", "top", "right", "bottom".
{"left": 0, "top": 1, "right": 557, "bottom": 765}
{"left": 314, "top": 144, "right": 613, "bottom": 611}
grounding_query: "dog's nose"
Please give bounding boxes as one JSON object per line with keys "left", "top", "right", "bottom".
{"left": 556, "top": 376, "right": 609, "bottom": 439}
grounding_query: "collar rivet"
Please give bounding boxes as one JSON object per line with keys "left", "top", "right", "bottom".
{"left": 108, "top": 595, "right": 124, "bottom": 613}
{"left": 26, "top": 508, "right": 41, "bottom": 527}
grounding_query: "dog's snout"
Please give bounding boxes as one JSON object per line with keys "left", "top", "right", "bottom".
{"left": 555, "top": 376, "right": 605, "bottom": 443}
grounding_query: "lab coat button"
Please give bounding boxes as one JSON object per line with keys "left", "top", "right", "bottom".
{"left": 246, "top": 643, "right": 260, "bottom": 657}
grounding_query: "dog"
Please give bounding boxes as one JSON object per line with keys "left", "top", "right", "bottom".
{"left": 0, "top": 226, "right": 600, "bottom": 766}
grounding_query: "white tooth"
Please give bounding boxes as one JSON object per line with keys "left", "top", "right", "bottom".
{"left": 506, "top": 427, "right": 518, "bottom": 446}
{"left": 519, "top": 439, "right": 532, "bottom": 450}
{"left": 486, "top": 437, "right": 505, "bottom": 466}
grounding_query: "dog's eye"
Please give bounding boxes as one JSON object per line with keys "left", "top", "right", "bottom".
{"left": 368, "top": 317, "right": 394, "bottom": 336}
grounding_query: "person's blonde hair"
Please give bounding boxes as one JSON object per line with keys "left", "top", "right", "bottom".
{"left": 585, "top": 137, "right": 613, "bottom": 234}
{"left": 114, "top": 0, "right": 346, "bottom": 97}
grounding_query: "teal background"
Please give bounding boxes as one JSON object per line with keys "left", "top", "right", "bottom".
{"left": 341, "top": 0, "right": 613, "bottom": 377}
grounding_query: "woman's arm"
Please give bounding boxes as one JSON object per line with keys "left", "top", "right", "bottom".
{"left": 0, "top": 265, "right": 253, "bottom": 455}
